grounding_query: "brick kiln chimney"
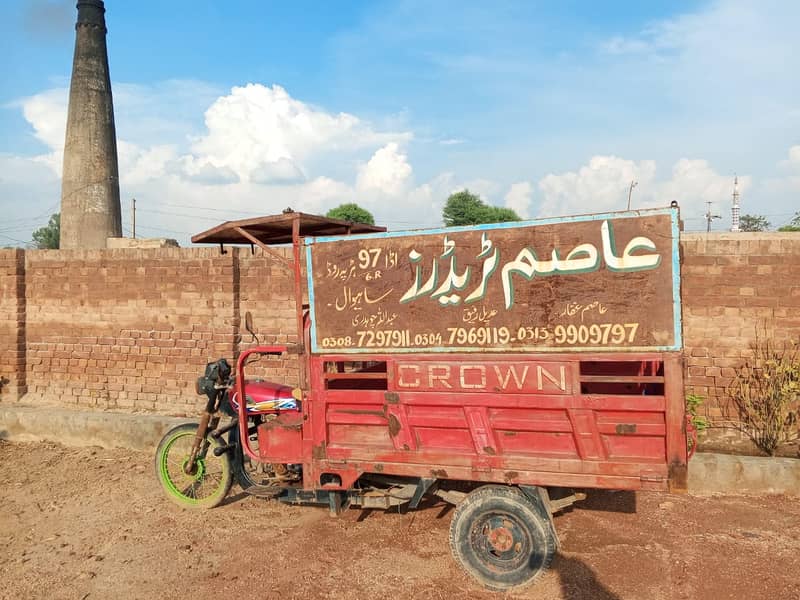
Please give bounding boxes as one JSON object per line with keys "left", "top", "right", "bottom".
{"left": 60, "top": 0, "right": 122, "bottom": 249}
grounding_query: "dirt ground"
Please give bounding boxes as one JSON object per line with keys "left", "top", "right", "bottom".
{"left": 1, "top": 440, "right": 799, "bottom": 600}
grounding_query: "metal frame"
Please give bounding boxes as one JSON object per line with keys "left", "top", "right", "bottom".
{"left": 192, "top": 212, "right": 386, "bottom": 380}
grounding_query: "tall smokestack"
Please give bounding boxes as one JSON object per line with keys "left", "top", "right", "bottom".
{"left": 60, "top": 0, "right": 122, "bottom": 249}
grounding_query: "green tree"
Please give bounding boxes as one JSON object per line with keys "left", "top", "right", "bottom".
{"left": 739, "top": 214, "right": 771, "bottom": 232}
{"left": 777, "top": 212, "right": 800, "bottom": 232}
{"left": 442, "top": 190, "right": 521, "bottom": 226}
{"left": 326, "top": 203, "right": 375, "bottom": 225}
{"left": 32, "top": 213, "right": 60, "bottom": 249}
{"left": 484, "top": 206, "right": 522, "bottom": 223}
{"left": 442, "top": 190, "right": 487, "bottom": 226}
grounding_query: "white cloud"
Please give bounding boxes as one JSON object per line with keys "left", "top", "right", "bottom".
{"left": 654, "top": 159, "right": 748, "bottom": 216}
{"left": 535, "top": 155, "right": 750, "bottom": 229}
{"left": 17, "top": 81, "right": 413, "bottom": 188}
{"left": 176, "top": 155, "right": 239, "bottom": 185}
{"left": 780, "top": 145, "right": 800, "bottom": 170}
{"left": 538, "top": 156, "right": 657, "bottom": 217}
{"left": 7, "top": 81, "right": 429, "bottom": 241}
{"left": 118, "top": 142, "right": 178, "bottom": 186}
{"left": 18, "top": 87, "right": 68, "bottom": 176}
{"left": 356, "top": 142, "right": 412, "bottom": 196}
{"left": 761, "top": 146, "right": 800, "bottom": 215}
{"left": 189, "top": 83, "right": 411, "bottom": 184}
{"left": 11, "top": 73, "right": 789, "bottom": 243}
{"left": 504, "top": 181, "right": 533, "bottom": 218}
{"left": 21, "top": 87, "right": 68, "bottom": 150}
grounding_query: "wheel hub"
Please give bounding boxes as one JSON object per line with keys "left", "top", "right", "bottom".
{"left": 487, "top": 525, "right": 515, "bottom": 553}
{"left": 477, "top": 515, "right": 528, "bottom": 565}
{"left": 182, "top": 457, "right": 205, "bottom": 480}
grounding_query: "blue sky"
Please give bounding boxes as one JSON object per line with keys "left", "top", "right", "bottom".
{"left": 1, "top": 0, "right": 798, "bottom": 245}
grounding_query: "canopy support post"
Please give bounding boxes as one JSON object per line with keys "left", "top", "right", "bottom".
{"left": 291, "top": 214, "right": 307, "bottom": 388}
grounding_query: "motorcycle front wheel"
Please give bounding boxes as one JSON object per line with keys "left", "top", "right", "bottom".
{"left": 155, "top": 423, "right": 233, "bottom": 509}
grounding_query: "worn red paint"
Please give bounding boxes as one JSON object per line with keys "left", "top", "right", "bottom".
{"left": 236, "top": 347, "right": 687, "bottom": 493}
{"left": 213, "top": 210, "right": 687, "bottom": 497}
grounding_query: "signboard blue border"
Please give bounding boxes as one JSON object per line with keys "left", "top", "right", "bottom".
{"left": 305, "top": 206, "right": 682, "bottom": 354}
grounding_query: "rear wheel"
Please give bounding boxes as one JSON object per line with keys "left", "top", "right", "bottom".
{"left": 155, "top": 423, "right": 232, "bottom": 509}
{"left": 229, "top": 424, "right": 285, "bottom": 498}
{"left": 449, "top": 485, "right": 557, "bottom": 590}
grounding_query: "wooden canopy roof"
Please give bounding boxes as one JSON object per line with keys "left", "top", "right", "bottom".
{"left": 191, "top": 212, "right": 386, "bottom": 246}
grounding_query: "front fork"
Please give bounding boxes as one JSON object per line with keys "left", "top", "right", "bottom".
{"left": 184, "top": 411, "right": 221, "bottom": 475}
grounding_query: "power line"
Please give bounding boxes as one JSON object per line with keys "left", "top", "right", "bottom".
{"left": 135, "top": 224, "right": 193, "bottom": 235}
{"left": 156, "top": 202, "right": 265, "bottom": 216}
{"left": 0, "top": 202, "right": 61, "bottom": 232}
{"left": 0, "top": 216, "right": 48, "bottom": 228}
{"left": 0, "top": 225, "right": 43, "bottom": 234}
{"left": 135, "top": 207, "right": 225, "bottom": 222}
{"left": 0, "top": 232, "right": 32, "bottom": 245}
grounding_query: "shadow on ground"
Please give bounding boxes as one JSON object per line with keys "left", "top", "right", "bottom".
{"left": 578, "top": 489, "right": 637, "bottom": 514}
{"left": 552, "top": 554, "right": 622, "bottom": 599}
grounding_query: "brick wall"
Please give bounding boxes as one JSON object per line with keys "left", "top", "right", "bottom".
{"left": 16, "top": 246, "right": 297, "bottom": 414}
{"left": 681, "top": 233, "right": 800, "bottom": 423}
{"left": 1, "top": 233, "right": 799, "bottom": 418}
{"left": 0, "top": 249, "right": 26, "bottom": 399}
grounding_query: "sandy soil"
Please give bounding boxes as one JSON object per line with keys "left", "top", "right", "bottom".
{"left": 1, "top": 440, "right": 799, "bottom": 600}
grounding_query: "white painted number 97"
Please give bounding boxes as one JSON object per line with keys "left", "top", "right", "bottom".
{"left": 358, "top": 248, "right": 381, "bottom": 269}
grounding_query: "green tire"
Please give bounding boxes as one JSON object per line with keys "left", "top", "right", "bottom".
{"left": 155, "top": 423, "right": 233, "bottom": 509}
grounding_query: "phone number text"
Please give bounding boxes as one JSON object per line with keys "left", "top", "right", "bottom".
{"left": 318, "top": 323, "right": 640, "bottom": 349}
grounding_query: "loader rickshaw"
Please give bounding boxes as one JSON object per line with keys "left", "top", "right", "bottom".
{"left": 156, "top": 207, "right": 688, "bottom": 590}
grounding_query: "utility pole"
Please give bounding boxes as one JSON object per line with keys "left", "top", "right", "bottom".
{"left": 132, "top": 198, "right": 136, "bottom": 239}
{"left": 705, "top": 201, "right": 721, "bottom": 232}
{"left": 626, "top": 180, "right": 638, "bottom": 211}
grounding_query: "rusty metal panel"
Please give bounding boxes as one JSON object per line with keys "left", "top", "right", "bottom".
{"left": 306, "top": 207, "right": 681, "bottom": 354}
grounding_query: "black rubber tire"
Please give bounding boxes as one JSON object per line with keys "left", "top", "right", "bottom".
{"left": 154, "top": 423, "right": 233, "bottom": 509}
{"left": 228, "top": 424, "right": 283, "bottom": 498}
{"left": 449, "top": 484, "right": 557, "bottom": 591}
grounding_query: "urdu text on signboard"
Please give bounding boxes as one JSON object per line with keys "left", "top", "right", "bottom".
{"left": 306, "top": 207, "right": 681, "bottom": 354}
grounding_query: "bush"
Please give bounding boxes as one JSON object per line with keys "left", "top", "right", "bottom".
{"left": 726, "top": 328, "right": 800, "bottom": 456}
{"left": 685, "top": 394, "right": 709, "bottom": 456}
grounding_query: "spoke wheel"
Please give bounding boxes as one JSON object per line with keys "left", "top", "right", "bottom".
{"left": 449, "top": 485, "right": 557, "bottom": 591}
{"left": 155, "top": 423, "right": 232, "bottom": 509}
